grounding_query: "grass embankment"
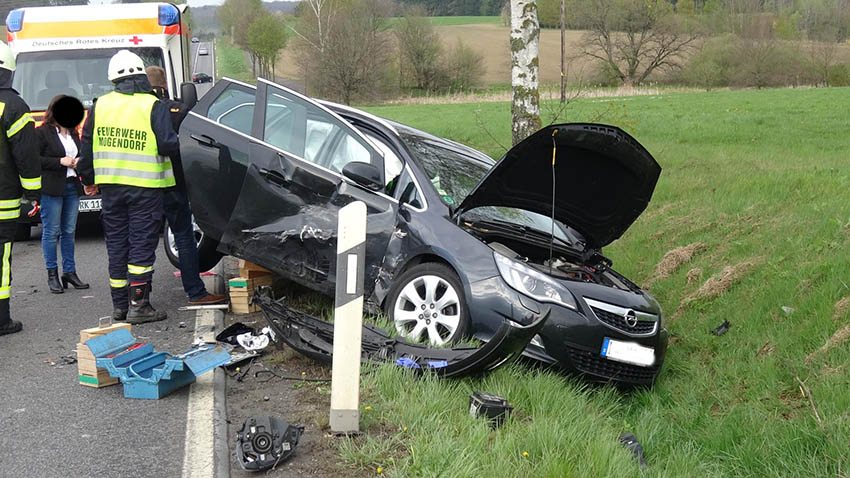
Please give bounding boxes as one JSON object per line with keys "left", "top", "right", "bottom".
{"left": 304, "top": 87, "right": 850, "bottom": 476}
{"left": 215, "top": 37, "right": 254, "bottom": 84}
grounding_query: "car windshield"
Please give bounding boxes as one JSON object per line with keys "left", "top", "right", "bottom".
{"left": 13, "top": 48, "right": 165, "bottom": 111}
{"left": 398, "top": 127, "right": 577, "bottom": 245}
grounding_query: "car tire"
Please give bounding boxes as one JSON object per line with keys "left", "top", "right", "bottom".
{"left": 163, "top": 218, "right": 224, "bottom": 273}
{"left": 14, "top": 223, "right": 31, "bottom": 242}
{"left": 385, "top": 263, "right": 469, "bottom": 346}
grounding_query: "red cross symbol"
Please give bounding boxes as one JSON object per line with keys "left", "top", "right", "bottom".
{"left": 129, "top": 36, "right": 143, "bottom": 45}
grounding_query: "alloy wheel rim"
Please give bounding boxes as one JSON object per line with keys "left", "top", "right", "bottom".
{"left": 167, "top": 219, "right": 204, "bottom": 259}
{"left": 393, "top": 274, "right": 461, "bottom": 346}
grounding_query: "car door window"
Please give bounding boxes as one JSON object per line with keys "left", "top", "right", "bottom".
{"left": 260, "top": 84, "right": 382, "bottom": 180}
{"left": 363, "top": 133, "right": 403, "bottom": 194}
{"left": 207, "top": 86, "right": 254, "bottom": 135}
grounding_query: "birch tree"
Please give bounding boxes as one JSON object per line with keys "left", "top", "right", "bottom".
{"left": 510, "top": 0, "right": 542, "bottom": 146}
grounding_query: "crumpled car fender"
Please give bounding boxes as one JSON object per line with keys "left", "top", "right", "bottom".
{"left": 255, "top": 288, "right": 548, "bottom": 378}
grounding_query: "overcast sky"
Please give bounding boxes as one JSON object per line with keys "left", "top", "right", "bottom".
{"left": 88, "top": 0, "right": 292, "bottom": 5}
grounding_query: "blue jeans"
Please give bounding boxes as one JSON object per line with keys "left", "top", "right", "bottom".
{"left": 163, "top": 188, "right": 207, "bottom": 301}
{"left": 41, "top": 181, "right": 80, "bottom": 272}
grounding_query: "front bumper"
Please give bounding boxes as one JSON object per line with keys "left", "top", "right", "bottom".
{"left": 468, "top": 276, "right": 668, "bottom": 386}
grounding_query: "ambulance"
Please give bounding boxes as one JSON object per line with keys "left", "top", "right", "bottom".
{"left": 4, "top": 2, "right": 194, "bottom": 238}
{"left": 5, "top": 2, "right": 191, "bottom": 118}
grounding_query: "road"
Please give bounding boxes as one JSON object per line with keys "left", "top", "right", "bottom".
{"left": 190, "top": 41, "right": 215, "bottom": 99}
{"left": 0, "top": 42, "right": 221, "bottom": 478}
{"left": 0, "top": 225, "right": 199, "bottom": 478}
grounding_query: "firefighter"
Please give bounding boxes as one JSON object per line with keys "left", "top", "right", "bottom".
{"left": 78, "top": 50, "right": 179, "bottom": 324}
{"left": 0, "top": 41, "right": 40, "bottom": 337}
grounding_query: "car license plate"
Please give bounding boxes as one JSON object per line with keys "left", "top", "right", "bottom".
{"left": 79, "top": 198, "right": 102, "bottom": 212}
{"left": 600, "top": 338, "right": 655, "bottom": 367}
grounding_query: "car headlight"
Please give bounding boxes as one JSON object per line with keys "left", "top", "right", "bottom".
{"left": 493, "top": 252, "right": 577, "bottom": 310}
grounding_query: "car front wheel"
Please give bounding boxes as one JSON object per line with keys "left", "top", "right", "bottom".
{"left": 386, "top": 263, "right": 469, "bottom": 346}
{"left": 163, "top": 218, "right": 223, "bottom": 273}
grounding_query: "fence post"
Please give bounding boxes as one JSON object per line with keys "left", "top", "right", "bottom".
{"left": 329, "top": 201, "right": 367, "bottom": 434}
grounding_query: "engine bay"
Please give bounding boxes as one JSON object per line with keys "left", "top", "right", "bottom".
{"left": 465, "top": 222, "right": 642, "bottom": 293}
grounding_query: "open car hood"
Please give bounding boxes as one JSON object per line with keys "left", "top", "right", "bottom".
{"left": 455, "top": 124, "right": 661, "bottom": 249}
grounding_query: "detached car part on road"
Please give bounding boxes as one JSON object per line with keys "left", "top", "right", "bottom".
{"left": 180, "top": 77, "right": 668, "bottom": 386}
{"left": 256, "top": 289, "right": 548, "bottom": 377}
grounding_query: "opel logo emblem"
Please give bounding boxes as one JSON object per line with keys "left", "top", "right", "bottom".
{"left": 624, "top": 310, "right": 638, "bottom": 328}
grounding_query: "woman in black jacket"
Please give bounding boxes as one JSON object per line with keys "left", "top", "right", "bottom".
{"left": 36, "top": 95, "right": 88, "bottom": 293}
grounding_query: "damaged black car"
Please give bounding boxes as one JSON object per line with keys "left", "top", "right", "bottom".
{"left": 179, "top": 78, "right": 667, "bottom": 385}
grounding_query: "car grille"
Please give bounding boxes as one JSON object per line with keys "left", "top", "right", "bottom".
{"left": 590, "top": 306, "right": 657, "bottom": 335}
{"left": 567, "top": 346, "right": 659, "bottom": 384}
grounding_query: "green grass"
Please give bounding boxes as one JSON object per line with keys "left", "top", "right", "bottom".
{"left": 313, "top": 87, "right": 850, "bottom": 476}
{"left": 385, "top": 15, "right": 501, "bottom": 27}
{"left": 214, "top": 37, "right": 253, "bottom": 84}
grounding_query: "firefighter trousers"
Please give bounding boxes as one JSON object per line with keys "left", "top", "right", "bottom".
{"left": 100, "top": 185, "right": 163, "bottom": 310}
{"left": 0, "top": 223, "right": 13, "bottom": 324}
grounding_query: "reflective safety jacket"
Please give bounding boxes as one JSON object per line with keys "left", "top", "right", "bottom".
{"left": 91, "top": 92, "right": 175, "bottom": 188}
{"left": 0, "top": 88, "right": 39, "bottom": 224}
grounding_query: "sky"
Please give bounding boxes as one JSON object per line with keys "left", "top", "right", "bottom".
{"left": 88, "top": 0, "right": 292, "bottom": 5}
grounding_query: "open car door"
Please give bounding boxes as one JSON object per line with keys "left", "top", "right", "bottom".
{"left": 220, "top": 79, "right": 398, "bottom": 296}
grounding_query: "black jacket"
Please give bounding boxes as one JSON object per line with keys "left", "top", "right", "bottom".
{"left": 0, "top": 69, "right": 40, "bottom": 203}
{"left": 77, "top": 75, "right": 179, "bottom": 186}
{"left": 36, "top": 124, "right": 82, "bottom": 197}
{"left": 152, "top": 86, "right": 189, "bottom": 191}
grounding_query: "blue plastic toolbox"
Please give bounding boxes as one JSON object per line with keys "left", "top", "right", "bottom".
{"left": 85, "top": 328, "right": 230, "bottom": 399}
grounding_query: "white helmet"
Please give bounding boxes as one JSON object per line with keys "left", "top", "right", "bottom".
{"left": 0, "top": 42, "right": 15, "bottom": 72}
{"left": 108, "top": 49, "right": 145, "bottom": 82}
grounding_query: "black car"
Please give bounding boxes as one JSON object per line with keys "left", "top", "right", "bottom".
{"left": 193, "top": 72, "right": 213, "bottom": 84}
{"left": 179, "top": 78, "right": 667, "bottom": 385}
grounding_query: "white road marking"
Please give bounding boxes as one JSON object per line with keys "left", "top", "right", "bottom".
{"left": 181, "top": 309, "right": 217, "bottom": 478}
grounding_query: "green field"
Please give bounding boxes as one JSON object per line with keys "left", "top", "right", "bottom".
{"left": 385, "top": 15, "right": 501, "bottom": 27}
{"left": 215, "top": 37, "right": 253, "bottom": 84}
{"left": 317, "top": 87, "right": 850, "bottom": 476}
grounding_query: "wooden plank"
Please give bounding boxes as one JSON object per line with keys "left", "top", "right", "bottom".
{"left": 80, "top": 322, "right": 132, "bottom": 343}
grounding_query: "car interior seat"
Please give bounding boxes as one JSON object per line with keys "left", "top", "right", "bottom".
{"left": 37, "top": 71, "right": 78, "bottom": 107}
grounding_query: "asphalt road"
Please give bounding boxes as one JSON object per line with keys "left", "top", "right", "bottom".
{"left": 191, "top": 41, "right": 215, "bottom": 99}
{"left": 0, "top": 41, "right": 220, "bottom": 478}
{"left": 0, "top": 223, "right": 200, "bottom": 478}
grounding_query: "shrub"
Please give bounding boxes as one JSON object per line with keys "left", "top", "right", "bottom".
{"left": 444, "top": 39, "right": 486, "bottom": 91}
{"left": 827, "top": 63, "right": 850, "bottom": 86}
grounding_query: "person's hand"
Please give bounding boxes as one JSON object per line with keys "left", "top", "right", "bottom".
{"left": 60, "top": 156, "right": 75, "bottom": 167}
{"left": 26, "top": 200, "right": 39, "bottom": 217}
{"left": 84, "top": 184, "right": 99, "bottom": 196}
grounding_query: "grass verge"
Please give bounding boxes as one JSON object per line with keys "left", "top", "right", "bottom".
{"left": 317, "top": 86, "right": 850, "bottom": 476}
{"left": 215, "top": 37, "right": 254, "bottom": 84}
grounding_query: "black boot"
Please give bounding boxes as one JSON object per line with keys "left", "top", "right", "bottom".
{"left": 61, "top": 272, "right": 89, "bottom": 289}
{"left": 127, "top": 282, "right": 166, "bottom": 324}
{"left": 0, "top": 299, "right": 21, "bottom": 336}
{"left": 47, "top": 269, "right": 63, "bottom": 294}
{"left": 112, "top": 308, "right": 128, "bottom": 322}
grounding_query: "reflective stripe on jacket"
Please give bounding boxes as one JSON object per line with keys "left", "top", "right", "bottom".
{"left": 92, "top": 92, "right": 175, "bottom": 188}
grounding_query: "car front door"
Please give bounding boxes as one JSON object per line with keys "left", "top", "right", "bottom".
{"left": 221, "top": 79, "right": 398, "bottom": 296}
{"left": 179, "top": 79, "right": 257, "bottom": 245}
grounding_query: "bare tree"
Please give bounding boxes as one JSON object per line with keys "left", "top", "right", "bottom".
{"left": 395, "top": 7, "right": 444, "bottom": 91}
{"left": 510, "top": 0, "right": 542, "bottom": 146}
{"left": 294, "top": 0, "right": 390, "bottom": 104}
{"left": 578, "top": 0, "right": 701, "bottom": 86}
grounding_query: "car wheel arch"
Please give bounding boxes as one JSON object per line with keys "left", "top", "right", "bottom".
{"left": 379, "top": 252, "right": 471, "bottom": 309}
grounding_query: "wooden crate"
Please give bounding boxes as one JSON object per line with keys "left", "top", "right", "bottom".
{"left": 80, "top": 322, "right": 132, "bottom": 343}
{"left": 238, "top": 259, "right": 273, "bottom": 278}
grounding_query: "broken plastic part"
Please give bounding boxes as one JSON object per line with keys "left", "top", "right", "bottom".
{"left": 255, "top": 287, "right": 548, "bottom": 378}
{"left": 469, "top": 391, "right": 512, "bottom": 428}
{"left": 618, "top": 433, "right": 647, "bottom": 468}
{"left": 712, "top": 320, "right": 731, "bottom": 336}
{"left": 235, "top": 416, "right": 304, "bottom": 472}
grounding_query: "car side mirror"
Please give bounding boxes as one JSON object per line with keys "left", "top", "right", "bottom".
{"left": 180, "top": 82, "right": 198, "bottom": 110}
{"left": 342, "top": 162, "right": 382, "bottom": 191}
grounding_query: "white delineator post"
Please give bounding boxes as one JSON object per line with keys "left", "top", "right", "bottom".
{"left": 330, "top": 201, "right": 367, "bottom": 434}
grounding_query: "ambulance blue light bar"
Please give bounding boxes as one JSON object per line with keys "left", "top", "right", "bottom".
{"left": 158, "top": 4, "right": 180, "bottom": 26}
{"left": 6, "top": 10, "right": 24, "bottom": 33}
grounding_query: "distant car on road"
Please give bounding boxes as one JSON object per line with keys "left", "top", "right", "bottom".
{"left": 193, "top": 72, "right": 212, "bottom": 83}
{"left": 198, "top": 47, "right": 208, "bottom": 55}
{"left": 191, "top": 37, "right": 199, "bottom": 43}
